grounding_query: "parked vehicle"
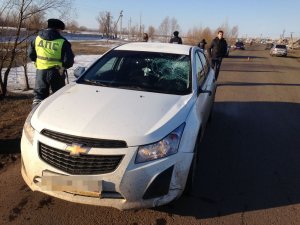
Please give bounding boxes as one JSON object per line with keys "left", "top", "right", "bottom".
{"left": 270, "top": 44, "right": 287, "bottom": 56}
{"left": 234, "top": 41, "right": 245, "bottom": 50}
{"left": 21, "top": 42, "right": 216, "bottom": 210}
{"left": 265, "top": 43, "right": 273, "bottom": 50}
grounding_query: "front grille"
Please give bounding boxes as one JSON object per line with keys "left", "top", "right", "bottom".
{"left": 39, "top": 142, "right": 124, "bottom": 175}
{"left": 41, "top": 129, "right": 127, "bottom": 148}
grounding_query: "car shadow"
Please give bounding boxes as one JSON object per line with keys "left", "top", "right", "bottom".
{"left": 156, "top": 101, "right": 300, "bottom": 219}
{"left": 226, "top": 55, "right": 266, "bottom": 59}
{"left": 285, "top": 55, "right": 300, "bottom": 59}
{"left": 217, "top": 81, "right": 300, "bottom": 87}
{"left": 220, "top": 62, "right": 279, "bottom": 73}
{"left": 221, "top": 62, "right": 299, "bottom": 73}
{"left": 221, "top": 70, "right": 276, "bottom": 73}
{"left": 0, "top": 138, "right": 21, "bottom": 154}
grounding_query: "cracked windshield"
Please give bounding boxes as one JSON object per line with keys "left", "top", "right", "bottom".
{"left": 80, "top": 50, "right": 191, "bottom": 95}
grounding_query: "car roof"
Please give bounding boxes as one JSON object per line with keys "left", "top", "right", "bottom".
{"left": 114, "top": 42, "right": 192, "bottom": 55}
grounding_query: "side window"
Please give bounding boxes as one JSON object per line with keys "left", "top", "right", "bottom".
{"left": 195, "top": 52, "right": 205, "bottom": 85}
{"left": 198, "top": 51, "right": 209, "bottom": 75}
{"left": 94, "top": 57, "right": 124, "bottom": 81}
{"left": 97, "top": 57, "right": 118, "bottom": 75}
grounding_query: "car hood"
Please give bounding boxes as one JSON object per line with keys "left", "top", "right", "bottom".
{"left": 32, "top": 84, "right": 195, "bottom": 146}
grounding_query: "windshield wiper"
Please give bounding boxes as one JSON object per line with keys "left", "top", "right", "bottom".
{"left": 110, "top": 83, "right": 146, "bottom": 91}
{"left": 81, "top": 79, "right": 110, "bottom": 87}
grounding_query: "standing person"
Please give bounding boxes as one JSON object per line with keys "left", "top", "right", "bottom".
{"left": 169, "top": 31, "right": 182, "bottom": 44}
{"left": 142, "top": 33, "right": 149, "bottom": 42}
{"left": 207, "top": 30, "right": 227, "bottom": 80}
{"left": 28, "top": 18, "right": 75, "bottom": 108}
{"left": 198, "top": 39, "right": 207, "bottom": 50}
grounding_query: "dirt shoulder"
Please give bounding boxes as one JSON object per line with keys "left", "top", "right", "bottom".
{"left": 0, "top": 93, "right": 32, "bottom": 170}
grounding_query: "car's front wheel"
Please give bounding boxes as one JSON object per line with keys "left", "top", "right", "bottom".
{"left": 184, "top": 130, "right": 202, "bottom": 196}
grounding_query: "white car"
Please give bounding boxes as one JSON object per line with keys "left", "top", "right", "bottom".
{"left": 270, "top": 44, "right": 288, "bottom": 57}
{"left": 21, "top": 42, "right": 216, "bottom": 210}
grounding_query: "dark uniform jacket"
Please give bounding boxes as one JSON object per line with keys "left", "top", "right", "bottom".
{"left": 169, "top": 36, "right": 182, "bottom": 44}
{"left": 28, "top": 29, "right": 74, "bottom": 69}
{"left": 207, "top": 37, "right": 227, "bottom": 59}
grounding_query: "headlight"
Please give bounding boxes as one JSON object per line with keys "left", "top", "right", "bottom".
{"left": 135, "top": 123, "right": 185, "bottom": 163}
{"left": 23, "top": 107, "right": 38, "bottom": 144}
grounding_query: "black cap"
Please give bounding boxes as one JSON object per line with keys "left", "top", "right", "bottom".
{"left": 47, "top": 19, "right": 65, "bottom": 30}
{"left": 173, "top": 31, "right": 179, "bottom": 36}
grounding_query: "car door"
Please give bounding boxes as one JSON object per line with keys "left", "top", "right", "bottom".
{"left": 194, "top": 50, "right": 216, "bottom": 129}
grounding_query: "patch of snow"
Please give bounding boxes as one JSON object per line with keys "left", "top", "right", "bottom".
{"left": 1, "top": 55, "right": 100, "bottom": 93}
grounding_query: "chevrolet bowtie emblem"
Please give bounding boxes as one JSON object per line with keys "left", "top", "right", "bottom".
{"left": 66, "top": 144, "right": 89, "bottom": 156}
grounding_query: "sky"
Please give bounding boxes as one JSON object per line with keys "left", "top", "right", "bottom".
{"left": 72, "top": 0, "right": 300, "bottom": 39}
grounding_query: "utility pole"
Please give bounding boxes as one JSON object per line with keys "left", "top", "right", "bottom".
{"left": 139, "top": 13, "right": 142, "bottom": 39}
{"left": 113, "top": 10, "right": 123, "bottom": 39}
{"left": 290, "top": 32, "right": 294, "bottom": 49}
{"left": 120, "top": 10, "right": 123, "bottom": 39}
{"left": 282, "top": 29, "right": 285, "bottom": 39}
{"left": 128, "top": 17, "right": 131, "bottom": 40}
{"left": 107, "top": 12, "right": 111, "bottom": 38}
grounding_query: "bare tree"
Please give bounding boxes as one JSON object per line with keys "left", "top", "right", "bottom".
{"left": 170, "top": 17, "right": 180, "bottom": 33}
{"left": 96, "top": 11, "right": 113, "bottom": 37}
{"left": 66, "top": 20, "right": 79, "bottom": 33}
{"left": 130, "top": 24, "right": 138, "bottom": 38}
{"left": 228, "top": 25, "right": 239, "bottom": 45}
{"left": 186, "top": 27, "right": 203, "bottom": 45}
{"left": 186, "top": 22, "right": 238, "bottom": 46}
{"left": 24, "top": 5, "right": 45, "bottom": 31}
{"left": 158, "top": 16, "right": 181, "bottom": 42}
{"left": 158, "top": 16, "right": 170, "bottom": 42}
{"left": 78, "top": 26, "right": 88, "bottom": 31}
{"left": 202, "top": 27, "right": 213, "bottom": 42}
{"left": 147, "top": 26, "right": 155, "bottom": 39}
{"left": 22, "top": 47, "right": 30, "bottom": 90}
{"left": 0, "top": 0, "right": 74, "bottom": 97}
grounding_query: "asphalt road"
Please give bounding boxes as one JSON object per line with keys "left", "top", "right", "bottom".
{"left": 1, "top": 45, "right": 300, "bottom": 225}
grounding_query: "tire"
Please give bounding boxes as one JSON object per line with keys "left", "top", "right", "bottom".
{"left": 184, "top": 131, "right": 201, "bottom": 196}
{"left": 208, "top": 104, "right": 214, "bottom": 123}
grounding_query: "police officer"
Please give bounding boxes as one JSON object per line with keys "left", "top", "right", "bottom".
{"left": 28, "top": 18, "right": 74, "bottom": 107}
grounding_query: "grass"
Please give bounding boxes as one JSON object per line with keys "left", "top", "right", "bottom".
{"left": 70, "top": 41, "right": 112, "bottom": 55}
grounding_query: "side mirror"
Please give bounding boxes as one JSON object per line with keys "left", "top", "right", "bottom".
{"left": 74, "top": 66, "right": 86, "bottom": 78}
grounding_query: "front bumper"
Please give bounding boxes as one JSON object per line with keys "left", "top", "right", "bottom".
{"left": 271, "top": 51, "right": 287, "bottom": 56}
{"left": 21, "top": 131, "right": 193, "bottom": 210}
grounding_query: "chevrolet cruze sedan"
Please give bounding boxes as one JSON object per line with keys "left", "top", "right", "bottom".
{"left": 21, "top": 42, "right": 216, "bottom": 210}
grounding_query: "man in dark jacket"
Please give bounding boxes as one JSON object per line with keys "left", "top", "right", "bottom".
{"left": 207, "top": 30, "right": 227, "bottom": 80}
{"left": 169, "top": 31, "right": 182, "bottom": 44}
{"left": 28, "top": 18, "right": 74, "bottom": 107}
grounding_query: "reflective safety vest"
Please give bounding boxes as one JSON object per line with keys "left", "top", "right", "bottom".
{"left": 35, "top": 36, "right": 65, "bottom": 69}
